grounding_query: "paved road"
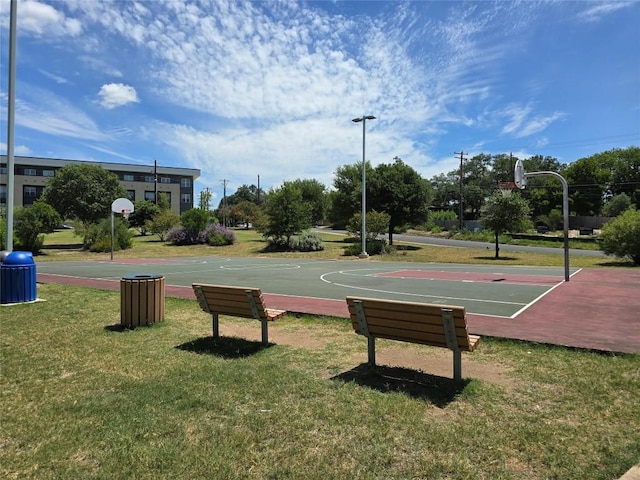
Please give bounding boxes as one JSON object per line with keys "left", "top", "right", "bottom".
{"left": 317, "top": 228, "right": 605, "bottom": 257}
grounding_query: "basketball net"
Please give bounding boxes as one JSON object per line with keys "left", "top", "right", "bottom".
{"left": 497, "top": 181, "right": 517, "bottom": 198}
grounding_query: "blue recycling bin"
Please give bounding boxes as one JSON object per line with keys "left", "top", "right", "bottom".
{"left": 0, "top": 251, "right": 37, "bottom": 304}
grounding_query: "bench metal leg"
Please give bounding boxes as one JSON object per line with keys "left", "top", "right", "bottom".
{"left": 367, "top": 336, "right": 376, "bottom": 367}
{"left": 261, "top": 320, "right": 268, "bottom": 345}
{"left": 212, "top": 313, "right": 219, "bottom": 338}
{"left": 453, "top": 349, "right": 462, "bottom": 381}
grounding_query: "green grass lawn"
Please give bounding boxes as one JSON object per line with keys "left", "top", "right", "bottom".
{"left": 37, "top": 228, "right": 635, "bottom": 269}
{"left": 1, "top": 284, "right": 638, "bottom": 479}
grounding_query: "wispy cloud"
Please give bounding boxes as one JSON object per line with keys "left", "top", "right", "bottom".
{"left": 577, "top": 1, "right": 635, "bottom": 22}
{"left": 7, "top": 0, "right": 83, "bottom": 36}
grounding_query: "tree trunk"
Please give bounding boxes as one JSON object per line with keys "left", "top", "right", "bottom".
{"left": 388, "top": 224, "right": 394, "bottom": 246}
{"left": 495, "top": 231, "right": 500, "bottom": 259}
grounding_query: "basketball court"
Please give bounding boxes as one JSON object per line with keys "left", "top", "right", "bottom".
{"left": 36, "top": 256, "right": 640, "bottom": 354}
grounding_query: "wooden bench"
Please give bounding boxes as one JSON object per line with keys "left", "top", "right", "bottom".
{"left": 192, "top": 284, "right": 286, "bottom": 345}
{"left": 346, "top": 297, "right": 480, "bottom": 381}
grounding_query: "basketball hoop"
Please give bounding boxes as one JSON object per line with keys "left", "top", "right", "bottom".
{"left": 497, "top": 181, "right": 517, "bottom": 198}
{"left": 121, "top": 209, "right": 131, "bottom": 220}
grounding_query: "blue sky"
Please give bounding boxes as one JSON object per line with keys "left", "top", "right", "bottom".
{"left": 1, "top": 0, "right": 639, "bottom": 204}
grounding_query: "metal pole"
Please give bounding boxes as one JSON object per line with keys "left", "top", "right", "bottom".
{"left": 5, "top": 0, "right": 18, "bottom": 251}
{"left": 352, "top": 115, "right": 375, "bottom": 258}
{"left": 525, "top": 171, "right": 570, "bottom": 281}
{"left": 361, "top": 118, "right": 367, "bottom": 258}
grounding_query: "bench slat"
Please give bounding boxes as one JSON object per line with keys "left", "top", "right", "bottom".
{"left": 192, "top": 283, "right": 286, "bottom": 345}
{"left": 346, "top": 296, "right": 480, "bottom": 381}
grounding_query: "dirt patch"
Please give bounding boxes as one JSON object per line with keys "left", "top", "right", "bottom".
{"left": 217, "top": 322, "right": 516, "bottom": 388}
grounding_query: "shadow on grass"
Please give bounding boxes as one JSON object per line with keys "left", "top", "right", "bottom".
{"left": 331, "top": 363, "right": 469, "bottom": 407}
{"left": 392, "top": 245, "right": 421, "bottom": 252}
{"left": 175, "top": 336, "right": 273, "bottom": 359}
{"left": 473, "top": 256, "right": 519, "bottom": 261}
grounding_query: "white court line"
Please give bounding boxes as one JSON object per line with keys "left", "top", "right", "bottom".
{"left": 320, "top": 271, "right": 528, "bottom": 307}
{"left": 510, "top": 268, "right": 583, "bottom": 318}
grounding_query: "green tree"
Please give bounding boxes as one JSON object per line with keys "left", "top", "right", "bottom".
{"left": 608, "top": 147, "right": 640, "bottom": 208}
{"left": 14, "top": 200, "right": 61, "bottom": 253}
{"left": 564, "top": 155, "right": 612, "bottom": 215}
{"left": 128, "top": 200, "right": 161, "bottom": 236}
{"left": 148, "top": 210, "right": 181, "bottom": 241}
{"left": 346, "top": 210, "right": 390, "bottom": 255}
{"left": 598, "top": 208, "right": 640, "bottom": 265}
{"left": 181, "top": 208, "right": 212, "bottom": 238}
{"left": 602, "top": 193, "right": 633, "bottom": 218}
{"left": 288, "top": 178, "right": 328, "bottom": 225}
{"left": 328, "top": 162, "right": 375, "bottom": 229}
{"left": 199, "top": 188, "right": 213, "bottom": 211}
{"left": 481, "top": 191, "right": 532, "bottom": 258}
{"left": 258, "top": 182, "right": 312, "bottom": 246}
{"left": 41, "top": 164, "right": 127, "bottom": 227}
{"left": 369, "top": 157, "right": 432, "bottom": 245}
{"left": 232, "top": 201, "right": 263, "bottom": 229}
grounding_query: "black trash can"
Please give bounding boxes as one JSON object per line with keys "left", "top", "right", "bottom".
{"left": 0, "top": 251, "right": 37, "bottom": 304}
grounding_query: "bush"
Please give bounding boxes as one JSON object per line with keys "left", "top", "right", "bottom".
{"left": 165, "top": 226, "right": 197, "bottom": 246}
{"left": 343, "top": 238, "right": 388, "bottom": 256}
{"left": 288, "top": 231, "right": 324, "bottom": 252}
{"left": 181, "top": 208, "right": 213, "bottom": 238}
{"left": 84, "top": 217, "right": 133, "bottom": 252}
{"left": 203, "top": 224, "right": 236, "bottom": 246}
{"left": 13, "top": 201, "right": 61, "bottom": 253}
{"left": 148, "top": 211, "right": 181, "bottom": 241}
{"left": 598, "top": 208, "right": 640, "bottom": 265}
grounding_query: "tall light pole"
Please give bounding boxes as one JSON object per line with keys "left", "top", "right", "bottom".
{"left": 352, "top": 115, "right": 376, "bottom": 258}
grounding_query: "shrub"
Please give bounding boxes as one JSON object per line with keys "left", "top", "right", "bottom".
{"left": 84, "top": 217, "right": 133, "bottom": 252}
{"left": 13, "top": 201, "right": 61, "bottom": 253}
{"left": 288, "top": 231, "right": 324, "bottom": 252}
{"left": 598, "top": 208, "right": 640, "bottom": 265}
{"left": 165, "top": 226, "right": 197, "bottom": 246}
{"left": 343, "top": 238, "right": 388, "bottom": 256}
{"left": 148, "top": 211, "right": 181, "bottom": 241}
{"left": 181, "top": 208, "right": 212, "bottom": 238}
{"left": 203, "top": 224, "right": 236, "bottom": 246}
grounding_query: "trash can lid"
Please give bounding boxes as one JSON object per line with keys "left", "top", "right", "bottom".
{"left": 2, "top": 251, "right": 35, "bottom": 266}
{"left": 122, "top": 273, "right": 163, "bottom": 280}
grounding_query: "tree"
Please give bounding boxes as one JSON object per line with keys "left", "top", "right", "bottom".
{"left": 199, "top": 188, "right": 213, "bottom": 211}
{"left": 369, "top": 157, "right": 432, "bottom": 245}
{"left": 285, "top": 178, "right": 328, "bottom": 225}
{"left": 41, "top": 164, "right": 128, "bottom": 227}
{"left": 481, "top": 191, "right": 532, "bottom": 258}
{"left": 564, "top": 155, "right": 612, "bottom": 215}
{"left": 257, "top": 182, "right": 312, "bottom": 246}
{"left": 328, "top": 162, "right": 375, "bottom": 229}
{"left": 598, "top": 208, "right": 640, "bottom": 265}
{"left": 608, "top": 147, "right": 640, "bottom": 208}
{"left": 601, "top": 193, "right": 632, "bottom": 218}
{"left": 14, "top": 200, "right": 61, "bottom": 253}
{"left": 148, "top": 210, "right": 181, "bottom": 241}
{"left": 128, "top": 200, "right": 161, "bottom": 236}
{"left": 232, "top": 201, "right": 263, "bottom": 229}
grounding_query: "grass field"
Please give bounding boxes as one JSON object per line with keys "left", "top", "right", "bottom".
{"left": 37, "top": 228, "right": 634, "bottom": 269}
{"left": 2, "top": 228, "right": 638, "bottom": 478}
{"left": 2, "top": 284, "right": 639, "bottom": 479}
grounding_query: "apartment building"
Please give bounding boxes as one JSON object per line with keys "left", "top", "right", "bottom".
{"left": 0, "top": 156, "right": 200, "bottom": 215}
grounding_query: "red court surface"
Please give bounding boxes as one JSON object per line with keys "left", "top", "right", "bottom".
{"left": 37, "top": 267, "right": 639, "bottom": 354}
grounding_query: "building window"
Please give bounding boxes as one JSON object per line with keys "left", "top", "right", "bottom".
{"left": 160, "top": 177, "right": 171, "bottom": 184}
{"left": 123, "top": 174, "right": 134, "bottom": 182}
{"left": 43, "top": 170, "right": 55, "bottom": 177}
{"left": 144, "top": 191, "right": 156, "bottom": 203}
{"left": 181, "top": 178, "right": 191, "bottom": 188}
{"left": 145, "top": 175, "right": 155, "bottom": 183}
{"left": 181, "top": 193, "right": 191, "bottom": 203}
{"left": 24, "top": 168, "right": 37, "bottom": 176}
{"left": 24, "top": 186, "right": 38, "bottom": 197}
{"left": 127, "top": 190, "right": 135, "bottom": 201}
{"left": 0, "top": 185, "right": 6, "bottom": 203}
{"left": 0, "top": 167, "right": 7, "bottom": 175}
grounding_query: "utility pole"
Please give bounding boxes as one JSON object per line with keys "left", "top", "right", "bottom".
{"left": 153, "top": 159, "right": 158, "bottom": 204}
{"left": 221, "top": 179, "right": 228, "bottom": 227}
{"left": 454, "top": 151, "right": 467, "bottom": 230}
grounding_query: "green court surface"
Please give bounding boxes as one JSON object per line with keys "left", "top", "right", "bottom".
{"left": 36, "top": 257, "right": 575, "bottom": 318}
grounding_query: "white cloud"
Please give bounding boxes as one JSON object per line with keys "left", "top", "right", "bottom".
{"left": 17, "top": 0, "right": 82, "bottom": 36}
{"left": 500, "top": 103, "right": 564, "bottom": 138}
{"left": 577, "top": 1, "right": 635, "bottom": 22}
{"left": 0, "top": 143, "right": 32, "bottom": 156}
{"left": 97, "top": 83, "right": 139, "bottom": 109}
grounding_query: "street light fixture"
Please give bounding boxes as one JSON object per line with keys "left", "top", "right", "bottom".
{"left": 352, "top": 115, "right": 376, "bottom": 259}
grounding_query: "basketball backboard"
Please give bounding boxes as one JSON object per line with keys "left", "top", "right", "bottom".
{"left": 111, "top": 198, "right": 134, "bottom": 214}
